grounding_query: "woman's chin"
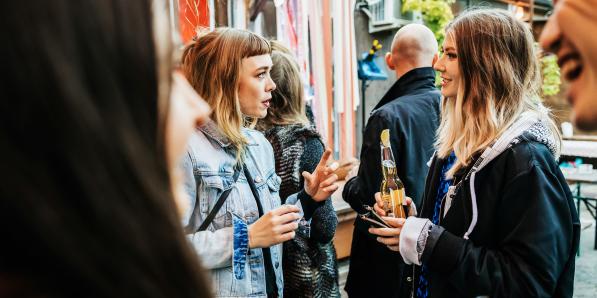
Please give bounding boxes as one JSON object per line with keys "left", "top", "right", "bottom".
{"left": 242, "top": 109, "right": 267, "bottom": 119}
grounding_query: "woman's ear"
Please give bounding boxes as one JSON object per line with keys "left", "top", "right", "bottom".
{"left": 385, "top": 52, "right": 395, "bottom": 70}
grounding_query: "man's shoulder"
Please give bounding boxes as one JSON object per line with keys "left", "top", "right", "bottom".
{"left": 374, "top": 89, "right": 440, "bottom": 117}
{"left": 393, "top": 88, "right": 440, "bottom": 106}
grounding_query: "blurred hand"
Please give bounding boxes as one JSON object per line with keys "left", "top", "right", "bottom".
{"left": 302, "top": 149, "right": 339, "bottom": 202}
{"left": 248, "top": 205, "right": 301, "bottom": 248}
{"left": 344, "top": 161, "right": 360, "bottom": 182}
{"left": 331, "top": 157, "right": 359, "bottom": 181}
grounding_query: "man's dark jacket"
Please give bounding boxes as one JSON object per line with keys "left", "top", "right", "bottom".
{"left": 342, "top": 67, "right": 441, "bottom": 297}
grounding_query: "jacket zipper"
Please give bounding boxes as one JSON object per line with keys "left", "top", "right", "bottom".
{"left": 411, "top": 265, "right": 416, "bottom": 298}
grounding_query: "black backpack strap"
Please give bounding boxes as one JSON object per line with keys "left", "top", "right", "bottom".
{"left": 243, "top": 166, "right": 278, "bottom": 296}
{"left": 186, "top": 166, "right": 241, "bottom": 233}
{"left": 244, "top": 166, "right": 264, "bottom": 216}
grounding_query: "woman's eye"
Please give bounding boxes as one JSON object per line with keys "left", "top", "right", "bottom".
{"left": 447, "top": 53, "right": 457, "bottom": 59}
{"left": 257, "top": 72, "right": 266, "bottom": 79}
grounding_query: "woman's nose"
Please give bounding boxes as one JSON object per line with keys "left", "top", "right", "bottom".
{"left": 266, "top": 76, "right": 276, "bottom": 92}
{"left": 433, "top": 59, "right": 444, "bottom": 72}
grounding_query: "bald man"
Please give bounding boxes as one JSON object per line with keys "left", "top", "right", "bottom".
{"left": 342, "top": 24, "right": 441, "bottom": 298}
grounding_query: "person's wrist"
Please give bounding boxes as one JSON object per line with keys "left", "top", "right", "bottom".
{"left": 304, "top": 185, "right": 313, "bottom": 197}
{"left": 248, "top": 225, "right": 255, "bottom": 248}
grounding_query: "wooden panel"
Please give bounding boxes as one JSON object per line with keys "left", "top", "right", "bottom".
{"left": 333, "top": 217, "right": 355, "bottom": 260}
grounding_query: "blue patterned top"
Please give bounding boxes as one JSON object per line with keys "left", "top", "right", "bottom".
{"left": 416, "top": 152, "right": 456, "bottom": 298}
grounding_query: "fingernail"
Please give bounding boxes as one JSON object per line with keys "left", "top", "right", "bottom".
{"left": 329, "top": 162, "right": 339, "bottom": 171}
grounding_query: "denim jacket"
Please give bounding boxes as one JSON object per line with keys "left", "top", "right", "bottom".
{"left": 182, "top": 121, "right": 285, "bottom": 297}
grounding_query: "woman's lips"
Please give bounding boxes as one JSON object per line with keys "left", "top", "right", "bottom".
{"left": 441, "top": 77, "right": 451, "bottom": 87}
{"left": 262, "top": 99, "right": 271, "bottom": 108}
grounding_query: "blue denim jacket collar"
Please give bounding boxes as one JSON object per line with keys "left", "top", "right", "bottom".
{"left": 199, "top": 120, "right": 259, "bottom": 148}
{"left": 199, "top": 120, "right": 231, "bottom": 148}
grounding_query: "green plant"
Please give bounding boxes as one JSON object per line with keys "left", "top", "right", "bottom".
{"left": 402, "top": 0, "right": 454, "bottom": 85}
{"left": 402, "top": 0, "right": 455, "bottom": 46}
{"left": 541, "top": 54, "right": 561, "bottom": 96}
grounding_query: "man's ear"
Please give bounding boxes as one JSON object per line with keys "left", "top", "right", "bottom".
{"left": 432, "top": 52, "right": 439, "bottom": 67}
{"left": 385, "top": 52, "right": 395, "bottom": 70}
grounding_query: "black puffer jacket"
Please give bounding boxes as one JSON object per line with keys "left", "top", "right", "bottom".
{"left": 403, "top": 121, "right": 580, "bottom": 297}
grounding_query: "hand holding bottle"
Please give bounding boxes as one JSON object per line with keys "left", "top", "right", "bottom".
{"left": 369, "top": 192, "right": 417, "bottom": 251}
{"left": 374, "top": 192, "right": 417, "bottom": 217}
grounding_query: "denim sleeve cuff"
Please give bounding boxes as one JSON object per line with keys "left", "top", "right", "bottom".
{"left": 399, "top": 217, "right": 432, "bottom": 265}
{"left": 232, "top": 213, "right": 248, "bottom": 280}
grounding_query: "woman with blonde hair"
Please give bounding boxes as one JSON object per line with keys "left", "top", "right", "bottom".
{"left": 181, "top": 28, "right": 339, "bottom": 298}
{"left": 257, "top": 44, "right": 340, "bottom": 297}
{"left": 370, "top": 9, "right": 579, "bottom": 297}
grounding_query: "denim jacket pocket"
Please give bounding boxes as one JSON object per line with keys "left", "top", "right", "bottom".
{"left": 266, "top": 174, "right": 281, "bottom": 193}
{"left": 265, "top": 174, "right": 282, "bottom": 211}
{"left": 198, "top": 175, "right": 232, "bottom": 229}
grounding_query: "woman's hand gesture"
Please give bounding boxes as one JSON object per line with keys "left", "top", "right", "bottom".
{"left": 302, "top": 149, "right": 339, "bottom": 202}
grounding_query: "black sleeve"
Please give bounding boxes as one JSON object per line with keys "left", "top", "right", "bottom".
{"left": 422, "top": 164, "right": 578, "bottom": 297}
{"left": 298, "top": 137, "right": 337, "bottom": 243}
{"left": 342, "top": 112, "right": 399, "bottom": 213}
{"left": 297, "top": 137, "right": 326, "bottom": 220}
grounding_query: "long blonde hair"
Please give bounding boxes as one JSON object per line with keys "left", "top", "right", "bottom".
{"left": 181, "top": 28, "right": 271, "bottom": 163}
{"left": 257, "top": 47, "right": 309, "bottom": 130}
{"left": 436, "top": 9, "right": 560, "bottom": 177}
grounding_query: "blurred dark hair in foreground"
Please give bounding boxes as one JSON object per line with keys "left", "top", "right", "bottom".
{"left": 0, "top": 1, "right": 210, "bottom": 297}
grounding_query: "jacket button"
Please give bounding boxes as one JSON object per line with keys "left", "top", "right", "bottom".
{"left": 275, "top": 262, "right": 279, "bottom": 269}
{"left": 254, "top": 176, "right": 263, "bottom": 183}
{"left": 407, "top": 277, "right": 412, "bottom": 282}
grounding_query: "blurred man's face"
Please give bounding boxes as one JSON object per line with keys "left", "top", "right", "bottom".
{"left": 540, "top": 0, "right": 597, "bottom": 130}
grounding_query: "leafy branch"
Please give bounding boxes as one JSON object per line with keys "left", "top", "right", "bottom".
{"left": 541, "top": 54, "right": 561, "bottom": 96}
{"left": 402, "top": 0, "right": 455, "bottom": 46}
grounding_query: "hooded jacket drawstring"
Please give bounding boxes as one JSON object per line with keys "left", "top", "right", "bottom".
{"left": 462, "top": 112, "right": 542, "bottom": 239}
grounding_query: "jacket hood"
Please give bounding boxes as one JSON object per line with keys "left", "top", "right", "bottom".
{"left": 471, "top": 111, "right": 560, "bottom": 174}
{"left": 462, "top": 110, "right": 560, "bottom": 239}
{"left": 525, "top": 118, "right": 560, "bottom": 160}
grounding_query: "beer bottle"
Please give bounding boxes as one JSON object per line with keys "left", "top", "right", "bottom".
{"left": 379, "top": 129, "right": 407, "bottom": 218}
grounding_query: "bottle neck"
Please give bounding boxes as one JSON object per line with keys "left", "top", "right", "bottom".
{"left": 381, "top": 145, "right": 396, "bottom": 179}
{"left": 381, "top": 145, "right": 394, "bottom": 162}
{"left": 381, "top": 145, "right": 403, "bottom": 187}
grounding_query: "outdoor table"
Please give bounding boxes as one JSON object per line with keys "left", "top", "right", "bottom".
{"left": 562, "top": 169, "right": 597, "bottom": 250}
{"left": 561, "top": 140, "right": 597, "bottom": 158}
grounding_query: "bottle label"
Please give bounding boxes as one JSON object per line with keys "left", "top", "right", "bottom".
{"left": 382, "top": 188, "right": 406, "bottom": 218}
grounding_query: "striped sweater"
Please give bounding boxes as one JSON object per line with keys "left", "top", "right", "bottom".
{"left": 262, "top": 124, "right": 340, "bottom": 298}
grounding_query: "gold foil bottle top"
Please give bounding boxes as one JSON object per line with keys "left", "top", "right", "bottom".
{"left": 380, "top": 129, "right": 390, "bottom": 147}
